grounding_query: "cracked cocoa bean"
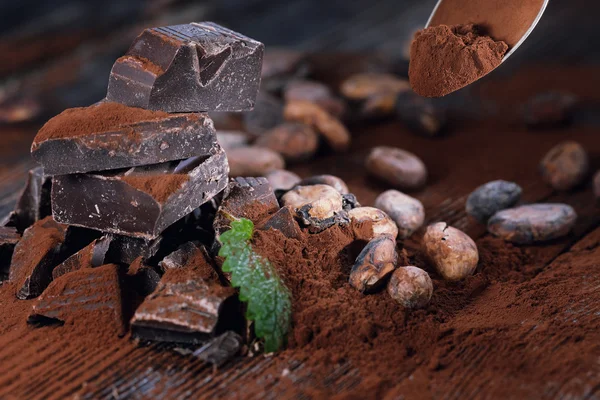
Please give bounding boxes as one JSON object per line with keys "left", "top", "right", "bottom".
{"left": 539, "top": 141, "right": 589, "bottom": 191}
{"left": 348, "top": 207, "right": 398, "bottom": 241}
{"left": 349, "top": 235, "right": 398, "bottom": 293}
{"left": 366, "top": 146, "right": 427, "bottom": 190}
{"left": 387, "top": 266, "right": 433, "bottom": 309}
{"left": 465, "top": 180, "right": 522, "bottom": 223}
{"left": 255, "top": 122, "right": 319, "bottom": 162}
{"left": 423, "top": 222, "right": 478, "bottom": 281}
{"left": 284, "top": 100, "right": 351, "bottom": 152}
{"left": 374, "top": 190, "right": 425, "bottom": 239}
{"left": 281, "top": 184, "right": 344, "bottom": 229}
{"left": 487, "top": 203, "right": 577, "bottom": 244}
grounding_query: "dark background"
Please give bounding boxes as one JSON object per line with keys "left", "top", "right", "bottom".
{"left": 0, "top": 0, "right": 598, "bottom": 111}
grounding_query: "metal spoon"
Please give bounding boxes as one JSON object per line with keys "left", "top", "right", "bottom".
{"left": 426, "top": 0, "right": 549, "bottom": 62}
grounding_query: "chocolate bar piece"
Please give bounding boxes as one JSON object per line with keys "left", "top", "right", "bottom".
{"left": 258, "top": 206, "right": 303, "bottom": 240}
{"left": 28, "top": 264, "right": 125, "bottom": 335}
{"left": 193, "top": 331, "right": 243, "bottom": 367}
{"left": 0, "top": 227, "right": 20, "bottom": 277}
{"left": 52, "top": 235, "right": 112, "bottom": 279}
{"left": 158, "top": 242, "right": 219, "bottom": 283}
{"left": 106, "top": 234, "right": 162, "bottom": 265}
{"left": 2, "top": 167, "right": 52, "bottom": 232}
{"left": 52, "top": 145, "right": 229, "bottom": 239}
{"left": 128, "top": 257, "right": 161, "bottom": 297}
{"left": 131, "top": 266, "right": 241, "bottom": 344}
{"left": 214, "top": 177, "right": 278, "bottom": 239}
{"left": 32, "top": 102, "right": 217, "bottom": 175}
{"left": 9, "top": 216, "right": 67, "bottom": 299}
{"left": 106, "top": 22, "right": 264, "bottom": 112}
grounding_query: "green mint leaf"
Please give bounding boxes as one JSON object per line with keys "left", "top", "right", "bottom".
{"left": 218, "top": 217, "right": 292, "bottom": 352}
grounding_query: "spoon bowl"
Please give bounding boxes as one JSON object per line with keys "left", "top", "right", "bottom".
{"left": 426, "top": 0, "right": 549, "bottom": 61}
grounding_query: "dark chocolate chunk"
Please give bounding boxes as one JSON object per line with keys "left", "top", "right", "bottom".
{"left": 3, "top": 167, "right": 52, "bottom": 233}
{"left": 213, "top": 177, "right": 278, "bottom": 239}
{"left": 258, "top": 206, "right": 303, "bottom": 240}
{"left": 52, "top": 235, "right": 112, "bottom": 279}
{"left": 0, "top": 227, "right": 20, "bottom": 278}
{"left": 242, "top": 92, "right": 284, "bottom": 136}
{"left": 193, "top": 331, "right": 243, "bottom": 367}
{"left": 52, "top": 145, "right": 229, "bottom": 239}
{"left": 128, "top": 257, "right": 161, "bottom": 298}
{"left": 131, "top": 266, "right": 241, "bottom": 344}
{"left": 106, "top": 22, "right": 264, "bottom": 113}
{"left": 9, "top": 216, "right": 66, "bottom": 299}
{"left": 32, "top": 108, "right": 218, "bottom": 175}
{"left": 106, "top": 234, "right": 162, "bottom": 265}
{"left": 28, "top": 264, "right": 125, "bottom": 335}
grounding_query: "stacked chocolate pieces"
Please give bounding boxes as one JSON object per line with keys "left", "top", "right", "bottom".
{"left": 2, "top": 22, "right": 264, "bottom": 345}
{"left": 31, "top": 22, "right": 264, "bottom": 240}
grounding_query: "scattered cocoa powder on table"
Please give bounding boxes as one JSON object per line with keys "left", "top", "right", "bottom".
{"left": 409, "top": 24, "right": 508, "bottom": 97}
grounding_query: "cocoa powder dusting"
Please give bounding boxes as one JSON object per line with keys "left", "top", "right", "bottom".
{"left": 121, "top": 174, "right": 189, "bottom": 203}
{"left": 34, "top": 102, "right": 169, "bottom": 142}
{"left": 409, "top": 24, "right": 508, "bottom": 97}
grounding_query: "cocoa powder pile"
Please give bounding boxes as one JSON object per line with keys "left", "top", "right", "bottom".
{"left": 409, "top": 24, "right": 508, "bottom": 97}
{"left": 34, "top": 102, "right": 169, "bottom": 142}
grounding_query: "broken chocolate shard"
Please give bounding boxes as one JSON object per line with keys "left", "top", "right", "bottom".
{"left": 128, "top": 257, "right": 161, "bottom": 298}
{"left": 52, "top": 235, "right": 112, "bottom": 279}
{"left": 193, "top": 331, "right": 243, "bottom": 367}
{"left": 259, "top": 206, "right": 303, "bottom": 240}
{"left": 3, "top": 167, "right": 52, "bottom": 233}
{"left": 106, "top": 22, "right": 264, "bottom": 113}
{"left": 106, "top": 234, "right": 162, "bottom": 265}
{"left": 9, "top": 216, "right": 66, "bottom": 299}
{"left": 0, "top": 227, "right": 20, "bottom": 278}
{"left": 159, "top": 242, "right": 220, "bottom": 283}
{"left": 131, "top": 266, "right": 241, "bottom": 344}
{"left": 28, "top": 264, "right": 125, "bottom": 335}
{"left": 32, "top": 105, "right": 218, "bottom": 175}
{"left": 213, "top": 177, "right": 279, "bottom": 239}
{"left": 52, "top": 145, "right": 229, "bottom": 239}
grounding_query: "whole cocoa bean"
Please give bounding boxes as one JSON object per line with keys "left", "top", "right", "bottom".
{"left": 265, "top": 169, "right": 301, "bottom": 192}
{"left": 366, "top": 146, "right": 427, "bottom": 190}
{"left": 227, "top": 146, "right": 285, "bottom": 177}
{"left": 216, "top": 130, "right": 249, "bottom": 152}
{"left": 374, "top": 190, "right": 425, "bottom": 239}
{"left": 539, "top": 141, "right": 589, "bottom": 191}
{"left": 255, "top": 122, "right": 319, "bottom": 162}
{"left": 242, "top": 92, "right": 284, "bottom": 136}
{"left": 284, "top": 100, "right": 351, "bottom": 152}
{"left": 487, "top": 203, "right": 577, "bottom": 244}
{"left": 340, "top": 73, "right": 410, "bottom": 100}
{"left": 348, "top": 207, "right": 398, "bottom": 241}
{"left": 387, "top": 266, "right": 433, "bottom": 309}
{"left": 466, "top": 180, "right": 522, "bottom": 223}
{"left": 522, "top": 91, "right": 578, "bottom": 129}
{"left": 298, "top": 174, "right": 349, "bottom": 194}
{"left": 349, "top": 235, "right": 398, "bottom": 293}
{"left": 284, "top": 80, "right": 346, "bottom": 118}
{"left": 396, "top": 91, "right": 446, "bottom": 137}
{"left": 423, "top": 222, "right": 479, "bottom": 281}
